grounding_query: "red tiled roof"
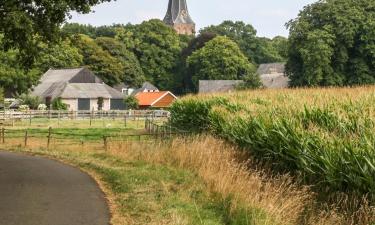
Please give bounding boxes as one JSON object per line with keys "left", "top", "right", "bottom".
{"left": 135, "top": 91, "right": 176, "bottom": 107}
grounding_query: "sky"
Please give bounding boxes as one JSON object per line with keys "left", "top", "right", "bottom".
{"left": 69, "top": 0, "right": 317, "bottom": 38}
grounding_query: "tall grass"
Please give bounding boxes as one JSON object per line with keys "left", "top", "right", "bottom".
{"left": 169, "top": 87, "right": 375, "bottom": 206}
{"left": 107, "top": 136, "right": 375, "bottom": 225}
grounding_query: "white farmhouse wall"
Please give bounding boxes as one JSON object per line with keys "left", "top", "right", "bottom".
{"left": 89, "top": 99, "right": 110, "bottom": 110}
{"left": 62, "top": 99, "right": 78, "bottom": 111}
{"left": 103, "top": 99, "right": 110, "bottom": 110}
{"left": 62, "top": 98, "right": 111, "bottom": 111}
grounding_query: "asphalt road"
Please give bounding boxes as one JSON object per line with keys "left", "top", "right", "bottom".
{"left": 0, "top": 151, "right": 110, "bottom": 225}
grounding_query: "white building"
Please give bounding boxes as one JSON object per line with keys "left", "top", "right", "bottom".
{"left": 31, "top": 68, "right": 125, "bottom": 111}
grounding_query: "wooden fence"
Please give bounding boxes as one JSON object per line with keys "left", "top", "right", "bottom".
{"left": 0, "top": 110, "right": 169, "bottom": 127}
{"left": 0, "top": 119, "right": 188, "bottom": 151}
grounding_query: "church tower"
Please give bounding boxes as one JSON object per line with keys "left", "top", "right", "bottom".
{"left": 163, "top": 0, "right": 196, "bottom": 35}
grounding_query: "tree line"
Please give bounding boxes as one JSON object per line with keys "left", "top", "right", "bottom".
{"left": 0, "top": 19, "right": 286, "bottom": 96}
{"left": 0, "top": 0, "right": 374, "bottom": 98}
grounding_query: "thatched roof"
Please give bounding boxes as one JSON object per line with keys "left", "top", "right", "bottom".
{"left": 60, "top": 83, "right": 123, "bottom": 99}
{"left": 257, "top": 63, "right": 285, "bottom": 75}
{"left": 31, "top": 68, "right": 123, "bottom": 99}
{"left": 257, "top": 63, "right": 289, "bottom": 89}
{"left": 199, "top": 80, "right": 244, "bottom": 93}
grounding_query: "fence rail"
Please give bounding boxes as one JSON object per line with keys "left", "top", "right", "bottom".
{"left": 0, "top": 110, "right": 170, "bottom": 127}
{"left": 0, "top": 119, "right": 189, "bottom": 151}
{"left": 0, "top": 110, "right": 169, "bottom": 120}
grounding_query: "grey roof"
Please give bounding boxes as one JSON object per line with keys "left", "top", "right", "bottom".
{"left": 260, "top": 74, "right": 290, "bottom": 89}
{"left": 257, "top": 63, "right": 285, "bottom": 75}
{"left": 31, "top": 68, "right": 122, "bottom": 99}
{"left": 257, "top": 63, "right": 289, "bottom": 89}
{"left": 60, "top": 83, "right": 124, "bottom": 99}
{"left": 132, "top": 82, "right": 159, "bottom": 95}
{"left": 199, "top": 80, "right": 244, "bottom": 93}
{"left": 163, "top": 0, "right": 195, "bottom": 25}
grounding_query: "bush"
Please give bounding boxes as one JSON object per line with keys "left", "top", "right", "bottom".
{"left": 124, "top": 96, "right": 139, "bottom": 110}
{"left": 38, "top": 104, "right": 48, "bottom": 111}
{"left": 52, "top": 97, "right": 68, "bottom": 110}
{"left": 19, "top": 105, "right": 30, "bottom": 111}
{"left": 17, "top": 94, "right": 42, "bottom": 110}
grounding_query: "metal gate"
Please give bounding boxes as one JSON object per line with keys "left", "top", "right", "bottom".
{"left": 78, "top": 99, "right": 90, "bottom": 110}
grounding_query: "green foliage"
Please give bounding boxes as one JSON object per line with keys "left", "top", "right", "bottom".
{"left": 0, "top": 0, "right": 112, "bottom": 67}
{"left": 71, "top": 34, "right": 123, "bottom": 86}
{"left": 17, "top": 94, "right": 42, "bottom": 110}
{"left": 0, "top": 49, "right": 40, "bottom": 97}
{"left": 34, "top": 40, "right": 83, "bottom": 72}
{"left": 124, "top": 96, "right": 139, "bottom": 110}
{"left": 95, "top": 37, "right": 145, "bottom": 87}
{"left": 62, "top": 23, "right": 120, "bottom": 38}
{"left": 200, "top": 21, "right": 285, "bottom": 64}
{"left": 97, "top": 97, "right": 104, "bottom": 111}
{"left": 52, "top": 97, "right": 68, "bottom": 110}
{"left": 272, "top": 36, "right": 288, "bottom": 60}
{"left": 187, "top": 36, "right": 260, "bottom": 91}
{"left": 118, "top": 20, "right": 181, "bottom": 90}
{"left": 0, "top": 88, "right": 4, "bottom": 104}
{"left": 286, "top": 0, "right": 375, "bottom": 87}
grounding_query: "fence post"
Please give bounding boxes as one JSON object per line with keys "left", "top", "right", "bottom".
{"left": 29, "top": 111, "right": 32, "bottom": 126}
{"left": 24, "top": 130, "right": 28, "bottom": 147}
{"left": 2, "top": 128, "right": 4, "bottom": 143}
{"left": 47, "top": 127, "right": 52, "bottom": 149}
{"left": 11, "top": 111, "right": 14, "bottom": 127}
{"left": 103, "top": 136, "right": 108, "bottom": 151}
{"left": 58, "top": 111, "right": 61, "bottom": 126}
{"left": 90, "top": 109, "right": 93, "bottom": 126}
{"left": 124, "top": 114, "right": 127, "bottom": 127}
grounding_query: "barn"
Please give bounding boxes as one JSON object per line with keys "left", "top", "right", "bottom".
{"left": 31, "top": 68, "right": 125, "bottom": 111}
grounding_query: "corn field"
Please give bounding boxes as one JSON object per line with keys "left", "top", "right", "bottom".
{"left": 169, "top": 87, "right": 375, "bottom": 201}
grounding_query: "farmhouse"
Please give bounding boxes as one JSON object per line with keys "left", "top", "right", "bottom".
{"left": 31, "top": 68, "right": 125, "bottom": 111}
{"left": 135, "top": 91, "right": 177, "bottom": 109}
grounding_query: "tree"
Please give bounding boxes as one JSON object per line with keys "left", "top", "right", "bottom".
{"left": 272, "top": 36, "right": 288, "bottom": 60}
{"left": 286, "top": 0, "right": 375, "bottom": 87}
{"left": 95, "top": 37, "right": 145, "bottom": 87}
{"left": 174, "top": 32, "right": 217, "bottom": 94}
{"left": 52, "top": 97, "right": 68, "bottom": 110}
{"left": 124, "top": 96, "right": 139, "bottom": 110}
{"left": 0, "top": 49, "right": 40, "bottom": 97}
{"left": 17, "top": 94, "right": 42, "bottom": 110}
{"left": 71, "top": 34, "right": 123, "bottom": 86}
{"left": 118, "top": 20, "right": 181, "bottom": 90}
{"left": 200, "top": 21, "right": 284, "bottom": 64}
{"left": 187, "top": 36, "right": 260, "bottom": 91}
{"left": 0, "top": 0, "right": 112, "bottom": 67}
{"left": 34, "top": 40, "right": 83, "bottom": 73}
{"left": 62, "top": 23, "right": 120, "bottom": 38}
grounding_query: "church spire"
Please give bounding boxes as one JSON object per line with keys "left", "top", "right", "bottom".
{"left": 163, "top": 0, "right": 195, "bottom": 35}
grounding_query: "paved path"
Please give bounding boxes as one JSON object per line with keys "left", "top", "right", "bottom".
{"left": 0, "top": 151, "right": 110, "bottom": 225}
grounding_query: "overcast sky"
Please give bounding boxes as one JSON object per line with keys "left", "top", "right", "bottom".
{"left": 69, "top": 0, "right": 317, "bottom": 38}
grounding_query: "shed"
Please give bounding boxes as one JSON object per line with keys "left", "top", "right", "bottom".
{"left": 135, "top": 91, "right": 177, "bottom": 109}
